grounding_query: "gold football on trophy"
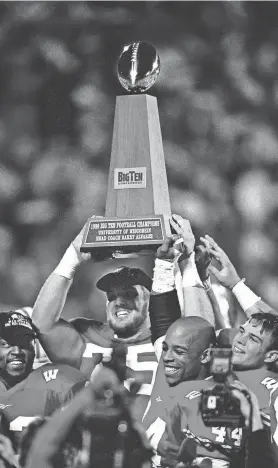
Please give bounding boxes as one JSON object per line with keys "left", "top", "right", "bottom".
{"left": 117, "top": 42, "right": 160, "bottom": 93}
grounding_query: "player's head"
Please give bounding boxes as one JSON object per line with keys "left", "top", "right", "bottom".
{"left": 97, "top": 267, "right": 152, "bottom": 338}
{"left": 0, "top": 311, "right": 36, "bottom": 388}
{"left": 162, "top": 317, "right": 216, "bottom": 386}
{"left": 232, "top": 312, "right": 278, "bottom": 370}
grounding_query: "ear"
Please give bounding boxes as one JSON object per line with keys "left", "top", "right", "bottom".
{"left": 201, "top": 348, "right": 212, "bottom": 365}
{"left": 264, "top": 350, "right": 278, "bottom": 363}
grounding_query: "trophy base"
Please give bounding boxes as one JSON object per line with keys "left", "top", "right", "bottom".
{"left": 80, "top": 215, "right": 168, "bottom": 258}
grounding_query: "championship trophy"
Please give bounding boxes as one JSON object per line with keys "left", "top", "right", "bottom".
{"left": 81, "top": 42, "right": 171, "bottom": 257}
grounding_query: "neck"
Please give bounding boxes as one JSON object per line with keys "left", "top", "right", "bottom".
{"left": 114, "top": 320, "right": 149, "bottom": 341}
{"left": 0, "top": 370, "right": 27, "bottom": 390}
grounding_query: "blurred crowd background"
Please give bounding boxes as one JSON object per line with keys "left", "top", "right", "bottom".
{"left": 0, "top": 1, "right": 277, "bottom": 320}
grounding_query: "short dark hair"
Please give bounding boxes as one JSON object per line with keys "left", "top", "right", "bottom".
{"left": 249, "top": 312, "right": 278, "bottom": 350}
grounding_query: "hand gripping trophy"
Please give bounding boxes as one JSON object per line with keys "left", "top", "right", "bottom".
{"left": 81, "top": 42, "right": 171, "bottom": 258}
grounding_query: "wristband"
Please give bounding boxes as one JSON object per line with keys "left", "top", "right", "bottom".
{"left": 53, "top": 244, "right": 81, "bottom": 280}
{"left": 232, "top": 279, "right": 261, "bottom": 312}
{"left": 152, "top": 259, "right": 175, "bottom": 293}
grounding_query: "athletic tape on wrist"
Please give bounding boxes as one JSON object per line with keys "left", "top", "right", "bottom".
{"left": 232, "top": 279, "right": 261, "bottom": 312}
{"left": 152, "top": 258, "right": 175, "bottom": 293}
{"left": 53, "top": 244, "right": 80, "bottom": 280}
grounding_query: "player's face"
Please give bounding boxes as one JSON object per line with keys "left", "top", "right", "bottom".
{"left": 0, "top": 336, "right": 35, "bottom": 385}
{"left": 232, "top": 320, "right": 273, "bottom": 370}
{"left": 106, "top": 285, "right": 149, "bottom": 338}
{"left": 162, "top": 324, "right": 202, "bottom": 386}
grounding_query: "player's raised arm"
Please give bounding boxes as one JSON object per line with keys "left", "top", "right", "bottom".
{"left": 202, "top": 234, "right": 275, "bottom": 318}
{"left": 171, "top": 215, "right": 215, "bottom": 326}
{"left": 32, "top": 224, "right": 91, "bottom": 367}
{"left": 149, "top": 236, "right": 181, "bottom": 359}
{"left": 195, "top": 244, "right": 226, "bottom": 330}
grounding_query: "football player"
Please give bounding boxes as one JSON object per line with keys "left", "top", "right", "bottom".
{"left": 143, "top": 230, "right": 278, "bottom": 465}
{"left": 13, "top": 307, "right": 49, "bottom": 369}
{"left": 32, "top": 216, "right": 213, "bottom": 419}
{"left": 0, "top": 311, "right": 36, "bottom": 392}
{"left": 144, "top": 311, "right": 278, "bottom": 467}
{"left": 0, "top": 362, "right": 88, "bottom": 452}
{"left": 143, "top": 316, "right": 216, "bottom": 466}
{"left": 146, "top": 238, "right": 278, "bottom": 467}
{"left": 0, "top": 311, "right": 88, "bottom": 450}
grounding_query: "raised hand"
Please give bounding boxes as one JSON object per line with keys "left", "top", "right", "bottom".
{"left": 72, "top": 215, "right": 104, "bottom": 263}
{"left": 170, "top": 215, "right": 195, "bottom": 259}
{"left": 156, "top": 236, "right": 177, "bottom": 262}
{"left": 200, "top": 235, "right": 240, "bottom": 289}
{"left": 195, "top": 244, "right": 211, "bottom": 282}
{"left": 156, "top": 216, "right": 195, "bottom": 263}
{"left": 71, "top": 223, "right": 92, "bottom": 263}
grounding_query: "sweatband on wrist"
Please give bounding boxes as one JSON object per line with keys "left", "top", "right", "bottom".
{"left": 232, "top": 279, "right": 261, "bottom": 312}
{"left": 152, "top": 258, "right": 175, "bottom": 293}
{"left": 53, "top": 244, "right": 81, "bottom": 280}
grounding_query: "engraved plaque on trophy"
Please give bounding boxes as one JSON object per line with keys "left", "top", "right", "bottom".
{"left": 81, "top": 42, "right": 171, "bottom": 257}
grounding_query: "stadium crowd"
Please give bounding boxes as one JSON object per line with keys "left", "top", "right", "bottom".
{"left": 0, "top": 213, "right": 276, "bottom": 468}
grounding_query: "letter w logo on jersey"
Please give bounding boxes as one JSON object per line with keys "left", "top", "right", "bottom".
{"left": 43, "top": 369, "right": 58, "bottom": 382}
{"left": 185, "top": 390, "right": 202, "bottom": 400}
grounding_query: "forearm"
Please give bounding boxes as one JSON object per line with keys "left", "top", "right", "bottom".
{"left": 231, "top": 280, "right": 261, "bottom": 318}
{"left": 149, "top": 287, "right": 181, "bottom": 344}
{"left": 32, "top": 273, "right": 72, "bottom": 332}
{"left": 176, "top": 254, "right": 215, "bottom": 326}
{"left": 205, "top": 284, "right": 226, "bottom": 330}
{"left": 150, "top": 259, "right": 180, "bottom": 359}
{"left": 32, "top": 243, "right": 82, "bottom": 332}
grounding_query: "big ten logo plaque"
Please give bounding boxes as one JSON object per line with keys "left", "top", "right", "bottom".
{"left": 81, "top": 42, "right": 171, "bottom": 258}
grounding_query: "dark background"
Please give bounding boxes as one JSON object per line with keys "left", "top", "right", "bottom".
{"left": 0, "top": 1, "right": 277, "bottom": 322}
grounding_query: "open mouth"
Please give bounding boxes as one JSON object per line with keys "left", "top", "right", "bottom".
{"left": 8, "top": 358, "right": 25, "bottom": 367}
{"left": 164, "top": 366, "right": 179, "bottom": 375}
{"left": 115, "top": 309, "right": 130, "bottom": 318}
{"left": 233, "top": 345, "right": 245, "bottom": 354}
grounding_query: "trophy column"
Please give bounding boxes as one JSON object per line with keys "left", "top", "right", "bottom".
{"left": 106, "top": 94, "right": 171, "bottom": 219}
